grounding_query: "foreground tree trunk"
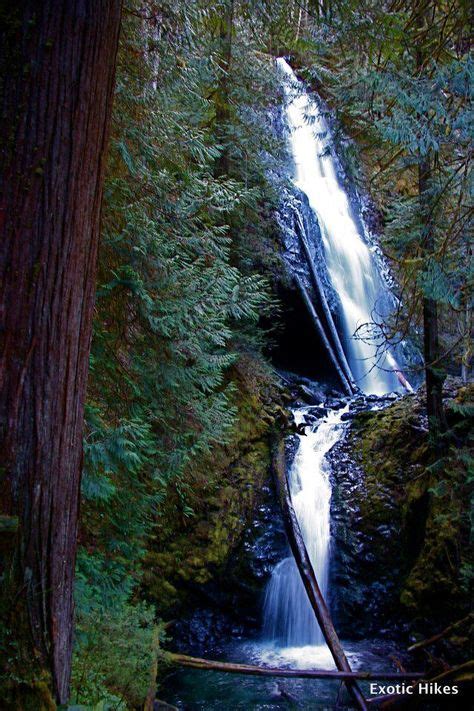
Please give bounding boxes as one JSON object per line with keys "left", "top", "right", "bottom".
{"left": 0, "top": 1, "right": 122, "bottom": 703}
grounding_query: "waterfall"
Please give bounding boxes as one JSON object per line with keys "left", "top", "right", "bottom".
{"left": 264, "top": 408, "right": 345, "bottom": 647}
{"left": 263, "top": 60, "right": 405, "bottom": 654}
{"left": 277, "top": 57, "right": 401, "bottom": 396}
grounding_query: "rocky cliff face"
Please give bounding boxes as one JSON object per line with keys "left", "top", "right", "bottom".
{"left": 328, "top": 379, "right": 473, "bottom": 656}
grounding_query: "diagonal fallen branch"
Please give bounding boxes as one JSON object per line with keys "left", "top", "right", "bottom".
{"left": 168, "top": 652, "right": 424, "bottom": 681}
{"left": 407, "top": 614, "right": 473, "bottom": 652}
{"left": 295, "top": 219, "right": 357, "bottom": 394}
{"left": 296, "top": 277, "right": 354, "bottom": 396}
{"left": 273, "top": 439, "right": 368, "bottom": 710}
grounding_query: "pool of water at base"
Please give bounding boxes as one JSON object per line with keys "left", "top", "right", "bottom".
{"left": 160, "top": 638, "right": 403, "bottom": 710}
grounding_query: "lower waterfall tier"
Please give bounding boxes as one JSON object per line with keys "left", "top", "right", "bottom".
{"left": 263, "top": 406, "right": 345, "bottom": 648}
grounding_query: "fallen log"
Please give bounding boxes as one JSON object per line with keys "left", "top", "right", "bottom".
{"left": 407, "top": 614, "right": 473, "bottom": 652}
{"left": 273, "top": 440, "right": 368, "bottom": 711}
{"left": 296, "top": 277, "right": 353, "bottom": 396}
{"left": 294, "top": 214, "right": 414, "bottom": 395}
{"left": 168, "top": 653, "right": 424, "bottom": 681}
{"left": 295, "top": 216, "right": 357, "bottom": 394}
{"left": 428, "top": 659, "right": 474, "bottom": 684}
{"left": 366, "top": 691, "right": 415, "bottom": 708}
{"left": 394, "top": 369, "right": 412, "bottom": 392}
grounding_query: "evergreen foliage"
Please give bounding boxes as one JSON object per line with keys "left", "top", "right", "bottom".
{"left": 68, "top": 1, "right": 472, "bottom": 705}
{"left": 71, "top": 2, "right": 283, "bottom": 705}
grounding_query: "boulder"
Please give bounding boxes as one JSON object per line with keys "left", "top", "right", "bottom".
{"left": 325, "top": 398, "right": 346, "bottom": 409}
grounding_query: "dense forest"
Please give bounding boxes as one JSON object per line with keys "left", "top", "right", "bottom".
{"left": 0, "top": 1, "right": 472, "bottom": 709}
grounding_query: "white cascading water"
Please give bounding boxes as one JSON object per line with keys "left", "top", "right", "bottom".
{"left": 262, "top": 60, "right": 404, "bottom": 658}
{"left": 277, "top": 57, "right": 401, "bottom": 396}
{"left": 263, "top": 408, "right": 345, "bottom": 647}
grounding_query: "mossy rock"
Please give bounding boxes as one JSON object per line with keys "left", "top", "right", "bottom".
{"left": 330, "top": 384, "right": 472, "bottom": 640}
{"left": 142, "top": 354, "right": 283, "bottom": 619}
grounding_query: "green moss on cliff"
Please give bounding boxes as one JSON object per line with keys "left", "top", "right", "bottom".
{"left": 351, "top": 382, "right": 473, "bottom": 628}
{"left": 142, "top": 354, "right": 283, "bottom": 616}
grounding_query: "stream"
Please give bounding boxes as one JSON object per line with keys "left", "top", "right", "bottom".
{"left": 161, "top": 59, "right": 408, "bottom": 709}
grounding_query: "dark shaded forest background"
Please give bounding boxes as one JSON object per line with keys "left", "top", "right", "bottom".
{"left": 0, "top": 1, "right": 472, "bottom": 709}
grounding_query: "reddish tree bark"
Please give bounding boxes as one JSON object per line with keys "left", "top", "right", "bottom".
{"left": 0, "top": 1, "right": 122, "bottom": 703}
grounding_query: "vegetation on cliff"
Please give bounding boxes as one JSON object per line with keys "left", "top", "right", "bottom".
{"left": 331, "top": 380, "right": 473, "bottom": 662}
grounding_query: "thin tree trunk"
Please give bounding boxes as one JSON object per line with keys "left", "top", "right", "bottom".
{"left": 418, "top": 158, "right": 447, "bottom": 438}
{"left": 461, "top": 284, "right": 472, "bottom": 383}
{"left": 273, "top": 440, "right": 368, "bottom": 710}
{"left": 295, "top": 213, "right": 357, "bottom": 392}
{"left": 0, "top": 1, "right": 122, "bottom": 703}
{"left": 415, "top": 9, "right": 447, "bottom": 440}
{"left": 296, "top": 277, "right": 354, "bottom": 395}
{"left": 214, "top": 0, "right": 234, "bottom": 177}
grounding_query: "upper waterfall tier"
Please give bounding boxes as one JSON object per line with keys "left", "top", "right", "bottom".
{"left": 277, "top": 58, "right": 403, "bottom": 395}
